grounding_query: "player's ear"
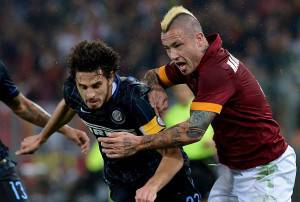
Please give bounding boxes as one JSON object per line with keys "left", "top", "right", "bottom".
{"left": 108, "top": 71, "right": 114, "bottom": 85}
{"left": 195, "top": 32, "right": 205, "bottom": 47}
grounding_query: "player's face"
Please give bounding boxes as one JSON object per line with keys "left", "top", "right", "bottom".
{"left": 161, "top": 27, "right": 207, "bottom": 75}
{"left": 75, "top": 70, "right": 113, "bottom": 109}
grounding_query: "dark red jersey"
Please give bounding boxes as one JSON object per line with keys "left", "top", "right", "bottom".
{"left": 158, "top": 34, "right": 287, "bottom": 169}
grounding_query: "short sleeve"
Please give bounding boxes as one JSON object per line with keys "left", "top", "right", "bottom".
{"left": 63, "top": 77, "right": 74, "bottom": 107}
{"left": 157, "top": 64, "right": 186, "bottom": 87}
{"left": 191, "top": 66, "right": 236, "bottom": 114}
{"left": 0, "top": 61, "right": 19, "bottom": 102}
{"left": 63, "top": 76, "right": 83, "bottom": 109}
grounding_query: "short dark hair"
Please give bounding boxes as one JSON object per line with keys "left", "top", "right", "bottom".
{"left": 67, "top": 40, "right": 120, "bottom": 78}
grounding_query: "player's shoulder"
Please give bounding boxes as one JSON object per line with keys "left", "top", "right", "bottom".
{"left": 0, "top": 60, "right": 6, "bottom": 70}
{"left": 119, "top": 76, "right": 150, "bottom": 99}
{"left": 204, "top": 49, "right": 242, "bottom": 77}
{"left": 63, "top": 76, "right": 76, "bottom": 92}
{"left": 63, "top": 76, "right": 82, "bottom": 105}
{"left": 0, "top": 60, "right": 9, "bottom": 79}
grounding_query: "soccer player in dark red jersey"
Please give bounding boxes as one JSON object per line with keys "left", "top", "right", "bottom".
{"left": 0, "top": 60, "right": 89, "bottom": 202}
{"left": 99, "top": 6, "right": 297, "bottom": 201}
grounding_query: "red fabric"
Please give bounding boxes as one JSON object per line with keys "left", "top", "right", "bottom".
{"left": 164, "top": 33, "right": 287, "bottom": 169}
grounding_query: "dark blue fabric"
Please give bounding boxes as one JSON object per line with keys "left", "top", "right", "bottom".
{"left": 0, "top": 60, "right": 20, "bottom": 160}
{"left": 64, "top": 75, "right": 161, "bottom": 186}
{"left": 63, "top": 75, "right": 199, "bottom": 201}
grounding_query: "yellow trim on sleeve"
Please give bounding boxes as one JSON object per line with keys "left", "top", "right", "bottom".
{"left": 158, "top": 66, "right": 173, "bottom": 87}
{"left": 140, "top": 116, "right": 165, "bottom": 135}
{"left": 191, "top": 102, "right": 222, "bottom": 114}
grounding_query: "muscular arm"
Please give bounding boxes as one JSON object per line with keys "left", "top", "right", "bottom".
{"left": 139, "top": 111, "right": 216, "bottom": 150}
{"left": 15, "top": 99, "right": 90, "bottom": 155}
{"left": 143, "top": 69, "right": 169, "bottom": 116}
{"left": 143, "top": 69, "right": 161, "bottom": 87}
{"left": 143, "top": 68, "right": 167, "bottom": 100}
{"left": 6, "top": 93, "right": 72, "bottom": 134}
{"left": 8, "top": 93, "right": 51, "bottom": 127}
{"left": 100, "top": 110, "right": 216, "bottom": 158}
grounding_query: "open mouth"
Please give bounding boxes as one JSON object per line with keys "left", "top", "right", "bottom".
{"left": 88, "top": 99, "right": 100, "bottom": 105}
{"left": 174, "top": 61, "right": 187, "bottom": 72}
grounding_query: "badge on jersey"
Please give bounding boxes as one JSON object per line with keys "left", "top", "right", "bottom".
{"left": 111, "top": 108, "right": 126, "bottom": 124}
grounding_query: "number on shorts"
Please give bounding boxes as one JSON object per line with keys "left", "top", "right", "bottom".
{"left": 186, "top": 193, "right": 201, "bottom": 202}
{"left": 9, "top": 181, "right": 28, "bottom": 200}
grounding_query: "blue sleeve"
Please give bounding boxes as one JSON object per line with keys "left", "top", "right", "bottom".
{"left": 0, "top": 61, "right": 20, "bottom": 102}
{"left": 130, "top": 93, "right": 156, "bottom": 127}
{"left": 63, "top": 76, "right": 85, "bottom": 110}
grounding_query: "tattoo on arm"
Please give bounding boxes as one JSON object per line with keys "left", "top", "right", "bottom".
{"left": 19, "top": 101, "right": 51, "bottom": 127}
{"left": 140, "top": 111, "right": 216, "bottom": 150}
{"left": 9, "top": 94, "right": 51, "bottom": 127}
{"left": 143, "top": 69, "right": 160, "bottom": 87}
{"left": 188, "top": 111, "right": 216, "bottom": 138}
{"left": 141, "top": 123, "right": 188, "bottom": 149}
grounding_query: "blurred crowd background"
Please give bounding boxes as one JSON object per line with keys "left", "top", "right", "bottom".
{"left": 0, "top": 0, "right": 300, "bottom": 201}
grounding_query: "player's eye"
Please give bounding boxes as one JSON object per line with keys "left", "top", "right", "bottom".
{"left": 92, "top": 82, "right": 102, "bottom": 89}
{"left": 79, "top": 85, "right": 87, "bottom": 90}
{"left": 174, "top": 43, "right": 181, "bottom": 48}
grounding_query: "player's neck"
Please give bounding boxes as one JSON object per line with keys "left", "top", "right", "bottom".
{"left": 104, "top": 79, "right": 116, "bottom": 103}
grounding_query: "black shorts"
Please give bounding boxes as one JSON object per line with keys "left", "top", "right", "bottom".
{"left": 0, "top": 158, "right": 29, "bottom": 202}
{"left": 109, "top": 176, "right": 201, "bottom": 202}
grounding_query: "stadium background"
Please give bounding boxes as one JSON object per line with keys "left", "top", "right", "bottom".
{"left": 0, "top": 0, "right": 299, "bottom": 201}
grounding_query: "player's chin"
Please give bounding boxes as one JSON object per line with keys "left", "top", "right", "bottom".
{"left": 181, "top": 68, "right": 193, "bottom": 75}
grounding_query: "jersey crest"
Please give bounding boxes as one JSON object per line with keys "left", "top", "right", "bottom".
{"left": 111, "top": 108, "right": 126, "bottom": 124}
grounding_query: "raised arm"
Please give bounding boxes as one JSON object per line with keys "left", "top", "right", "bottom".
{"left": 135, "top": 147, "right": 183, "bottom": 202}
{"left": 143, "top": 68, "right": 169, "bottom": 116}
{"left": 99, "top": 110, "right": 216, "bottom": 158}
{"left": 143, "top": 69, "right": 161, "bottom": 87}
{"left": 16, "top": 99, "right": 89, "bottom": 155}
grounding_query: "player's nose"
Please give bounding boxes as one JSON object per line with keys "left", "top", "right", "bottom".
{"left": 86, "top": 88, "right": 96, "bottom": 98}
{"left": 169, "top": 49, "right": 179, "bottom": 61}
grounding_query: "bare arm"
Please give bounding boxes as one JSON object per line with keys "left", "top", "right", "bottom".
{"left": 139, "top": 110, "right": 215, "bottom": 150}
{"left": 33, "top": 99, "right": 76, "bottom": 142}
{"left": 99, "top": 110, "right": 216, "bottom": 158}
{"left": 16, "top": 99, "right": 90, "bottom": 155}
{"left": 7, "top": 93, "right": 72, "bottom": 134}
{"left": 135, "top": 147, "right": 183, "bottom": 201}
{"left": 143, "top": 69, "right": 169, "bottom": 116}
{"left": 143, "top": 69, "right": 161, "bottom": 87}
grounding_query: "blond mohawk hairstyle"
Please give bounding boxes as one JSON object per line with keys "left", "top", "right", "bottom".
{"left": 161, "top": 5, "right": 198, "bottom": 32}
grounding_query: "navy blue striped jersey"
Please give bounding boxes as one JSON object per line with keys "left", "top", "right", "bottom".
{"left": 63, "top": 75, "right": 190, "bottom": 188}
{"left": 0, "top": 60, "right": 20, "bottom": 160}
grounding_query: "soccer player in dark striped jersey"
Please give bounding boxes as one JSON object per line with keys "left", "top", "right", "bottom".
{"left": 17, "top": 40, "right": 200, "bottom": 202}
{"left": 0, "top": 60, "right": 89, "bottom": 202}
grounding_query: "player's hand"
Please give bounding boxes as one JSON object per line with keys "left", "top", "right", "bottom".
{"left": 64, "top": 128, "right": 90, "bottom": 154}
{"left": 98, "top": 132, "right": 142, "bottom": 158}
{"left": 16, "top": 135, "right": 43, "bottom": 155}
{"left": 148, "top": 84, "right": 168, "bottom": 117}
{"left": 135, "top": 184, "right": 158, "bottom": 202}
